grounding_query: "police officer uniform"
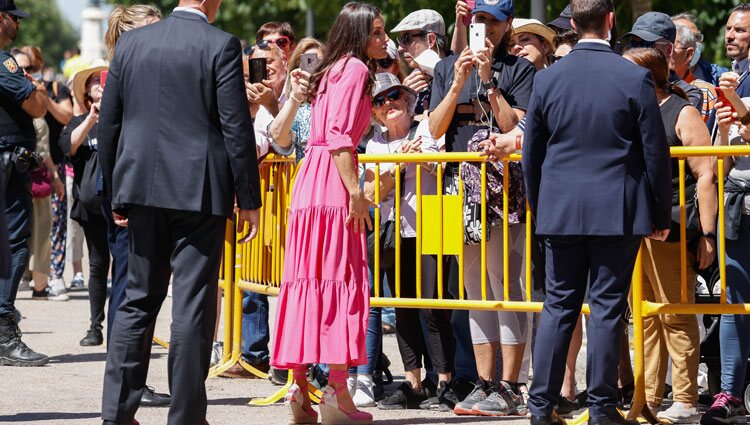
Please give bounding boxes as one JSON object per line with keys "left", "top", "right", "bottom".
{"left": 0, "top": 0, "right": 49, "bottom": 367}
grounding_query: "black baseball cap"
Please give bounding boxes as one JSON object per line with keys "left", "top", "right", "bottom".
{"left": 547, "top": 4, "right": 572, "bottom": 32}
{"left": 623, "top": 11, "right": 676, "bottom": 43}
{"left": 0, "top": 0, "right": 29, "bottom": 19}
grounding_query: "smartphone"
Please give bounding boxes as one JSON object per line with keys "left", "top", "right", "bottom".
{"left": 716, "top": 87, "right": 738, "bottom": 116}
{"left": 469, "top": 23, "right": 486, "bottom": 54}
{"left": 462, "top": 0, "right": 475, "bottom": 27}
{"left": 299, "top": 52, "right": 321, "bottom": 74}
{"left": 414, "top": 49, "right": 441, "bottom": 77}
{"left": 100, "top": 70, "right": 108, "bottom": 88}
{"left": 248, "top": 57, "right": 267, "bottom": 84}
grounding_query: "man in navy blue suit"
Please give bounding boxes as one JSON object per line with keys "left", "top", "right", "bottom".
{"left": 522, "top": 1, "right": 673, "bottom": 424}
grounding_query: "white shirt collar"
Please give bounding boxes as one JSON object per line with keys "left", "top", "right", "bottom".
{"left": 173, "top": 7, "right": 208, "bottom": 23}
{"left": 576, "top": 39, "right": 611, "bottom": 47}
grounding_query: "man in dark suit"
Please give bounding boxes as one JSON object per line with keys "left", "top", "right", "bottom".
{"left": 97, "top": 0, "right": 262, "bottom": 424}
{"left": 522, "top": 1, "right": 672, "bottom": 425}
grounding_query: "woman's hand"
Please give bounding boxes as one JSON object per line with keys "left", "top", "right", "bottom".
{"left": 347, "top": 190, "right": 377, "bottom": 233}
{"left": 453, "top": 47, "right": 475, "bottom": 91}
{"left": 474, "top": 38, "right": 495, "bottom": 84}
{"left": 456, "top": 0, "right": 471, "bottom": 26}
{"left": 87, "top": 101, "right": 100, "bottom": 124}
{"left": 716, "top": 102, "right": 736, "bottom": 136}
{"left": 696, "top": 236, "right": 716, "bottom": 270}
{"left": 719, "top": 72, "right": 740, "bottom": 93}
{"left": 290, "top": 69, "right": 311, "bottom": 103}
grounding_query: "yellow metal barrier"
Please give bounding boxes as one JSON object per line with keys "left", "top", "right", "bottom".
{"left": 215, "top": 145, "right": 750, "bottom": 423}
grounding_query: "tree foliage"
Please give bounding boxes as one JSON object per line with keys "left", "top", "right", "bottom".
{"left": 12, "top": 0, "right": 79, "bottom": 69}
{"left": 108, "top": 0, "right": 739, "bottom": 66}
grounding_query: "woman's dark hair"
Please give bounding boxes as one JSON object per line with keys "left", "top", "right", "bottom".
{"left": 624, "top": 48, "right": 688, "bottom": 101}
{"left": 309, "top": 2, "right": 380, "bottom": 100}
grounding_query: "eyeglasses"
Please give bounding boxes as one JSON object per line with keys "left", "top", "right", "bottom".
{"left": 377, "top": 58, "right": 395, "bottom": 69}
{"left": 262, "top": 36, "right": 291, "bottom": 49}
{"left": 397, "top": 31, "right": 427, "bottom": 47}
{"left": 372, "top": 88, "right": 402, "bottom": 108}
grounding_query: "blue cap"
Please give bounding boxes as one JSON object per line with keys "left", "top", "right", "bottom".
{"left": 473, "top": 0, "right": 514, "bottom": 22}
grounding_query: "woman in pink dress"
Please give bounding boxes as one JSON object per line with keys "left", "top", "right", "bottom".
{"left": 270, "top": 3, "right": 389, "bottom": 424}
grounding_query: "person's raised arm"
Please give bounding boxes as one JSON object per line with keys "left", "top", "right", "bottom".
{"left": 46, "top": 91, "right": 73, "bottom": 126}
{"left": 21, "top": 82, "right": 47, "bottom": 118}
{"left": 429, "top": 48, "right": 473, "bottom": 139}
{"left": 269, "top": 69, "right": 309, "bottom": 152}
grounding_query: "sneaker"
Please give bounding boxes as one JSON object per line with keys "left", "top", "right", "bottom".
{"left": 347, "top": 374, "right": 357, "bottom": 397}
{"left": 472, "top": 381, "right": 525, "bottom": 416}
{"left": 657, "top": 402, "right": 701, "bottom": 424}
{"left": 31, "top": 287, "right": 70, "bottom": 301}
{"left": 18, "top": 277, "right": 31, "bottom": 291}
{"left": 701, "top": 393, "right": 745, "bottom": 425}
{"left": 454, "top": 380, "right": 491, "bottom": 415}
{"left": 377, "top": 382, "right": 428, "bottom": 410}
{"left": 269, "top": 367, "right": 289, "bottom": 386}
{"left": 210, "top": 341, "right": 222, "bottom": 366}
{"left": 420, "top": 380, "right": 460, "bottom": 412}
{"left": 352, "top": 376, "right": 376, "bottom": 407}
{"left": 70, "top": 273, "right": 85, "bottom": 289}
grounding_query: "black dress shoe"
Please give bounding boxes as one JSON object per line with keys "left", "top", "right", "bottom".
{"left": 140, "top": 386, "right": 170, "bottom": 407}
{"left": 531, "top": 411, "right": 566, "bottom": 425}
{"left": 588, "top": 406, "right": 639, "bottom": 425}
{"left": 80, "top": 329, "right": 103, "bottom": 346}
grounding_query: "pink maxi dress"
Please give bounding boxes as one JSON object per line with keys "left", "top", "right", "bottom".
{"left": 271, "top": 57, "right": 372, "bottom": 368}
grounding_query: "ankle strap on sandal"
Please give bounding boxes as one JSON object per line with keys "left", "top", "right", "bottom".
{"left": 328, "top": 368, "right": 349, "bottom": 385}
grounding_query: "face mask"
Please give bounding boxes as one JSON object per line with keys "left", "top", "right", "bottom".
{"left": 31, "top": 72, "right": 42, "bottom": 81}
{"left": 690, "top": 43, "right": 702, "bottom": 68}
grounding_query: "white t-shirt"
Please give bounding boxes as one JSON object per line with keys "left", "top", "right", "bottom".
{"left": 364, "top": 119, "right": 445, "bottom": 238}
{"left": 253, "top": 94, "right": 286, "bottom": 158}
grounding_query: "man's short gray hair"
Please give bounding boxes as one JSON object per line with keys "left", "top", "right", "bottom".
{"left": 675, "top": 25, "right": 696, "bottom": 48}
{"left": 671, "top": 12, "right": 698, "bottom": 25}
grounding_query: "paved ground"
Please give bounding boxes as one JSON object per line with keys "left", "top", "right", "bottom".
{"left": 2, "top": 280, "right": 584, "bottom": 425}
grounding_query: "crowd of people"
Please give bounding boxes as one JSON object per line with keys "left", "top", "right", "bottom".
{"left": 0, "top": 0, "right": 749, "bottom": 424}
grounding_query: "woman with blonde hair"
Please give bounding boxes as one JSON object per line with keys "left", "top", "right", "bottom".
{"left": 105, "top": 4, "right": 162, "bottom": 59}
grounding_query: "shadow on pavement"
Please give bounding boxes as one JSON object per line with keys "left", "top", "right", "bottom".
{"left": 207, "top": 397, "right": 254, "bottom": 406}
{"left": 0, "top": 412, "right": 101, "bottom": 422}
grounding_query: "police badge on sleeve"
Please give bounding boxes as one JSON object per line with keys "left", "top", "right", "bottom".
{"left": 3, "top": 58, "right": 18, "bottom": 73}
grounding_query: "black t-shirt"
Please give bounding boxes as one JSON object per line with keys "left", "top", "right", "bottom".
{"left": 0, "top": 50, "right": 35, "bottom": 150}
{"left": 45, "top": 81, "right": 72, "bottom": 164}
{"left": 60, "top": 114, "right": 99, "bottom": 222}
{"left": 429, "top": 48, "right": 535, "bottom": 153}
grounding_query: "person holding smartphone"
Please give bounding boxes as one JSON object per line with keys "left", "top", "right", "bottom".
{"left": 428, "top": 0, "right": 536, "bottom": 417}
{"left": 268, "top": 37, "right": 325, "bottom": 164}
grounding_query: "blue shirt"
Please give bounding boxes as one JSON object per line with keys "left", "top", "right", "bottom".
{"left": 0, "top": 50, "right": 36, "bottom": 148}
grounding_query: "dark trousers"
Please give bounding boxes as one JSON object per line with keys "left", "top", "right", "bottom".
{"left": 420, "top": 254, "right": 455, "bottom": 375}
{"left": 0, "top": 170, "right": 31, "bottom": 316}
{"left": 528, "top": 235, "right": 640, "bottom": 417}
{"left": 101, "top": 206, "right": 225, "bottom": 425}
{"left": 241, "top": 291, "right": 269, "bottom": 364}
{"left": 78, "top": 210, "right": 110, "bottom": 330}
{"left": 102, "top": 205, "right": 128, "bottom": 344}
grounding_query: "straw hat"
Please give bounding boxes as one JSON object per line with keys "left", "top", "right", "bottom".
{"left": 72, "top": 65, "right": 108, "bottom": 107}
{"left": 512, "top": 18, "right": 557, "bottom": 50}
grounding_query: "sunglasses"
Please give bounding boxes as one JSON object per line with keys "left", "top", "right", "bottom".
{"left": 372, "top": 88, "right": 403, "bottom": 108}
{"left": 22, "top": 66, "right": 36, "bottom": 74}
{"left": 262, "top": 36, "right": 291, "bottom": 49}
{"left": 377, "top": 58, "right": 395, "bottom": 69}
{"left": 397, "top": 31, "right": 427, "bottom": 47}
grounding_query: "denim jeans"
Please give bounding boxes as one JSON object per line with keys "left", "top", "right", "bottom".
{"left": 353, "top": 265, "right": 383, "bottom": 375}
{"left": 721, "top": 214, "right": 750, "bottom": 396}
{"left": 241, "top": 290, "right": 270, "bottom": 364}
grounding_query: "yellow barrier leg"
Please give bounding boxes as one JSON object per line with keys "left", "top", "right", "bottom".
{"left": 152, "top": 336, "right": 170, "bottom": 349}
{"left": 567, "top": 409, "right": 589, "bottom": 425}
{"left": 249, "top": 369, "right": 294, "bottom": 406}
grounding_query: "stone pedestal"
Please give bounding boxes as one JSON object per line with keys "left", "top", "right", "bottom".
{"left": 80, "top": 6, "right": 106, "bottom": 63}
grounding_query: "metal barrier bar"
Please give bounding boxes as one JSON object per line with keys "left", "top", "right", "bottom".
{"left": 437, "top": 163, "right": 444, "bottom": 300}
{"left": 416, "top": 164, "right": 422, "bottom": 299}
{"left": 503, "top": 160, "right": 510, "bottom": 302}
{"left": 374, "top": 164, "right": 381, "bottom": 298}
{"left": 395, "top": 164, "right": 402, "bottom": 299}
{"left": 525, "top": 201, "right": 532, "bottom": 302}
{"left": 481, "top": 162, "right": 488, "bottom": 302}
{"left": 679, "top": 159, "right": 688, "bottom": 304}
{"left": 718, "top": 158, "right": 727, "bottom": 304}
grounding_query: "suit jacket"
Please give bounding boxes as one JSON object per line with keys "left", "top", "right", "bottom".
{"left": 98, "top": 11, "right": 262, "bottom": 217}
{"left": 522, "top": 42, "right": 672, "bottom": 236}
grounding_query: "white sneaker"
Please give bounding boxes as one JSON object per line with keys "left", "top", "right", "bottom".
{"left": 210, "top": 341, "right": 223, "bottom": 366}
{"left": 18, "top": 277, "right": 31, "bottom": 291}
{"left": 657, "top": 402, "right": 700, "bottom": 424}
{"left": 50, "top": 279, "right": 68, "bottom": 295}
{"left": 347, "top": 374, "right": 357, "bottom": 398}
{"left": 70, "top": 273, "right": 85, "bottom": 289}
{"left": 352, "top": 376, "right": 376, "bottom": 407}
